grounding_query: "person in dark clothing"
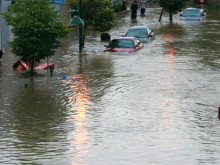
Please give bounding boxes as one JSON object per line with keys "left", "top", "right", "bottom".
{"left": 122, "top": 0, "right": 127, "bottom": 11}
{"left": 130, "top": 0, "right": 138, "bottom": 19}
{"left": 0, "top": 48, "right": 5, "bottom": 61}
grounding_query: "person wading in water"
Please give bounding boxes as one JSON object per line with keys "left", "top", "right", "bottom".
{"left": 130, "top": 0, "right": 138, "bottom": 19}
{"left": 0, "top": 48, "right": 5, "bottom": 62}
{"left": 139, "top": 0, "right": 146, "bottom": 15}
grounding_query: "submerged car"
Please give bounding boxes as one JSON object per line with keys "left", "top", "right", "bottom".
{"left": 180, "top": 8, "right": 206, "bottom": 21}
{"left": 124, "top": 26, "right": 154, "bottom": 43}
{"left": 104, "top": 37, "right": 144, "bottom": 53}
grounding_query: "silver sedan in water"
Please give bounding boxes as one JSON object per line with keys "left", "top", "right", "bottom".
{"left": 124, "top": 26, "right": 155, "bottom": 43}
{"left": 180, "top": 8, "right": 206, "bottom": 21}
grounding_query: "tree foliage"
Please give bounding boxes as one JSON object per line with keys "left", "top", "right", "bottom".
{"left": 82, "top": 0, "right": 115, "bottom": 32}
{"left": 2, "top": 0, "right": 70, "bottom": 73}
{"left": 93, "top": 7, "right": 116, "bottom": 32}
{"left": 158, "top": 0, "right": 189, "bottom": 22}
{"left": 68, "top": 0, "right": 115, "bottom": 46}
{"left": 159, "top": 0, "right": 188, "bottom": 14}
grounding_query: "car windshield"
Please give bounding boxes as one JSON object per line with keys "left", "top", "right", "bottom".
{"left": 108, "top": 39, "right": 134, "bottom": 48}
{"left": 126, "top": 29, "right": 148, "bottom": 38}
{"left": 183, "top": 10, "right": 201, "bottom": 17}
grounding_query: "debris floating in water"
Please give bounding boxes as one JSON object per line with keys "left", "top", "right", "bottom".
{"left": 63, "top": 75, "right": 67, "bottom": 80}
{"left": 24, "top": 82, "right": 28, "bottom": 88}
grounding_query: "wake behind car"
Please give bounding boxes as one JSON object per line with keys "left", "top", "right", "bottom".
{"left": 124, "top": 26, "right": 154, "bottom": 43}
{"left": 104, "top": 37, "right": 144, "bottom": 53}
{"left": 180, "top": 8, "right": 206, "bottom": 21}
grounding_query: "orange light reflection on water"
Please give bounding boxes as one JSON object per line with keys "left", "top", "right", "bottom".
{"left": 168, "top": 48, "right": 175, "bottom": 56}
{"left": 158, "top": 97, "right": 181, "bottom": 150}
{"left": 164, "top": 33, "right": 175, "bottom": 64}
{"left": 166, "top": 48, "right": 175, "bottom": 64}
{"left": 158, "top": 98, "right": 176, "bottom": 127}
{"left": 68, "top": 74, "right": 92, "bottom": 165}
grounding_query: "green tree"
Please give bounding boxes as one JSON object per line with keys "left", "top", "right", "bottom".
{"left": 2, "top": 0, "right": 70, "bottom": 75}
{"left": 159, "top": 0, "right": 189, "bottom": 22}
{"left": 68, "top": 0, "right": 115, "bottom": 47}
{"left": 93, "top": 7, "right": 116, "bottom": 32}
{"left": 82, "top": 0, "right": 115, "bottom": 46}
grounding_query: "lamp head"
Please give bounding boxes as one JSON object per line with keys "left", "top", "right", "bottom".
{"left": 72, "top": 5, "right": 79, "bottom": 18}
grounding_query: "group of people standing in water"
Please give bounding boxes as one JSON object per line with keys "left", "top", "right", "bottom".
{"left": 130, "top": 0, "right": 146, "bottom": 18}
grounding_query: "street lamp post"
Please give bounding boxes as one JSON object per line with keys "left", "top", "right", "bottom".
{"left": 79, "top": 0, "right": 83, "bottom": 51}
{"left": 69, "top": 5, "right": 84, "bottom": 51}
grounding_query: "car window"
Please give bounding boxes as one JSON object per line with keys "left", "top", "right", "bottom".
{"left": 108, "top": 40, "right": 118, "bottom": 48}
{"left": 146, "top": 27, "right": 151, "bottom": 35}
{"left": 108, "top": 39, "right": 134, "bottom": 48}
{"left": 183, "top": 10, "right": 201, "bottom": 17}
{"left": 126, "top": 29, "right": 148, "bottom": 38}
{"left": 126, "top": 29, "right": 138, "bottom": 37}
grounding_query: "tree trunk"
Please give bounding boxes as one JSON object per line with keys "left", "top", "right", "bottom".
{"left": 30, "top": 60, "right": 34, "bottom": 76}
{"left": 169, "top": 13, "right": 173, "bottom": 23}
{"left": 159, "top": 8, "right": 164, "bottom": 22}
{"left": 82, "top": 23, "right": 87, "bottom": 48}
{"left": 82, "top": 34, "right": 85, "bottom": 48}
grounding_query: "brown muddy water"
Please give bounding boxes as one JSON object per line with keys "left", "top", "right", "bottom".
{"left": 0, "top": 5, "right": 220, "bottom": 165}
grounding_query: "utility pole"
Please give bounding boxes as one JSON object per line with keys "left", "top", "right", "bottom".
{"left": 79, "top": 0, "right": 83, "bottom": 51}
{"left": 69, "top": 5, "right": 84, "bottom": 51}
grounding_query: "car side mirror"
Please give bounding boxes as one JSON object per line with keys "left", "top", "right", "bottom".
{"left": 149, "top": 32, "right": 154, "bottom": 38}
{"left": 135, "top": 45, "right": 139, "bottom": 48}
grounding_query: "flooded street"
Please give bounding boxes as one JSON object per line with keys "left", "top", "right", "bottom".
{"left": 1, "top": 5, "right": 220, "bottom": 165}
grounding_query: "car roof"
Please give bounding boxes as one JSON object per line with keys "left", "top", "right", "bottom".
{"left": 184, "top": 8, "right": 202, "bottom": 11}
{"left": 112, "top": 37, "right": 136, "bottom": 40}
{"left": 129, "top": 26, "right": 149, "bottom": 30}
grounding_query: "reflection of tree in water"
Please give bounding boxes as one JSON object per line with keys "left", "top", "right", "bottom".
{"left": 8, "top": 79, "right": 68, "bottom": 163}
{"left": 159, "top": 23, "right": 187, "bottom": 54}
{"left": 160, "top": 21, "right": 220, "bottom": 69}
{"left": 196, "top": 20, "right": 220, "bottom": 68}
{"left": 157, "top": 24, "right": 181, "bottom": 57}
{"left": 158, "top": 23, "right": 186, "bottom": 38}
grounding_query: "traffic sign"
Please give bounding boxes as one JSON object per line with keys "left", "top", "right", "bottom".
{"left": 53, "top": 0, "right": 64, "bottom": 4}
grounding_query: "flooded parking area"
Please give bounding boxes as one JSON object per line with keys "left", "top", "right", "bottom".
{"left": 0, "top": 5, "right": 220, "bottom": 165}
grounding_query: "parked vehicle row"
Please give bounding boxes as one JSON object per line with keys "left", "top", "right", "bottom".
{"left": 104, "top": 25, "right": 154, "bottom": 53}
{"left": 104, "top": 7, "right": 206, "bottom": 53}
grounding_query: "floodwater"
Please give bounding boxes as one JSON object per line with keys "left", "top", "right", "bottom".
{"left": 0, "top": 5, "right": 220, "bottom": 165}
